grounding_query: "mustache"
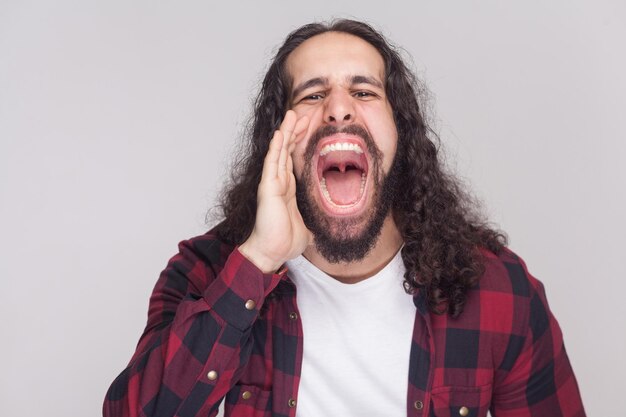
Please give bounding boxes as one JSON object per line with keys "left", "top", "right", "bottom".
{"left": 303, "top": 124, "right": 382, "bottom": 161}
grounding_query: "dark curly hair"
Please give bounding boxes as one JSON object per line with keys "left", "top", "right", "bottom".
{"left": 214, "top": 19, "right": 507, "bottom": 318}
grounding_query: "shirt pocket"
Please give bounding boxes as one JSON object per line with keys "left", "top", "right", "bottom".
{"left": 225, "top": 384, "right": 272, "bottom": 417}
{"left": 429, "top": 384, "right": 492, "bottom": 417}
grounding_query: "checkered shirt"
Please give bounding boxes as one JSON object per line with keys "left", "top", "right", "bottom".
{"left": 104, "top": 230, "right": 586, "bottom": 417}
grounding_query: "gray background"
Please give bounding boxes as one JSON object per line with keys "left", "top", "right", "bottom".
{"left": 1, "top": 1, "right": 624, "bottom": 416}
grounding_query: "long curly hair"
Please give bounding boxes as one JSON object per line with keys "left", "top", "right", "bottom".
{"left": 214, "top": 19, "right": 507, "bottom": 318}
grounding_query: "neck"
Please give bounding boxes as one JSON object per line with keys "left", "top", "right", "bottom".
{"left": 303, "top": 215, "right": 404, "bottom": 284}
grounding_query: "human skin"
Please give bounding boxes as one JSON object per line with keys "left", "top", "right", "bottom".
{"left": 239, "top": 32, "right": 403, "bottom": 282}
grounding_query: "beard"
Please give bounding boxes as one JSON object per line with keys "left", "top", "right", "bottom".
{"left": 295, "top": 124, "right": 402, "bottom": 264}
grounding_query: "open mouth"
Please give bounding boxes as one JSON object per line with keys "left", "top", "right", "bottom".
{"left": 315, "top": 137, "right": 369, "bottom": 212}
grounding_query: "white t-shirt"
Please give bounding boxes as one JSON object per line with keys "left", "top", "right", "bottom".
{"left": 285, "top": 250, "right": 415, "bottom": 417}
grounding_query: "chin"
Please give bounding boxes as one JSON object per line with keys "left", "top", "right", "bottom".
{"left": 296, "top": 177, "right": 391, "bottom": 264}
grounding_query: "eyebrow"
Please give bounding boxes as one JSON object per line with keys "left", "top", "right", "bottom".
{"left": 350, "top": 75, "right": 383, "bottom": 89}
{"left": 291, "top": 77, "right": 328, "bottom": 101}
{"left": 291, "top": 75, "right": 384, "bottom": 100}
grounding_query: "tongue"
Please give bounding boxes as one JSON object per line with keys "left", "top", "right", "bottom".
{"left": 323, "top": 170, "right": 363, "bottom": 205}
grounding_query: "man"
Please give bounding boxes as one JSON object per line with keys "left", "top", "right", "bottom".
{"left": 104, "top": 20, "right": 585, "bottom": 417}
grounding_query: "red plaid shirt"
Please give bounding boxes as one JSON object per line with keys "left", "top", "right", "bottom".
{"left": 104, "top": 230, "right": 586, "bottom": 417}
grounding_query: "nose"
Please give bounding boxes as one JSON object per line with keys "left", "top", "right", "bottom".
{"left": 323, "top": 91, "right": 355, "bottom": 126}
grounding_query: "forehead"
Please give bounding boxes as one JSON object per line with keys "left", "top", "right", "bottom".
{"left": 286, "top": 32, "right": 385, "bottom": 85}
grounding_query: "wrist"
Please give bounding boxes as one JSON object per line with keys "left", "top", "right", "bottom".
{"left": 238, "top": 241, "right": 282, "bottom": 274}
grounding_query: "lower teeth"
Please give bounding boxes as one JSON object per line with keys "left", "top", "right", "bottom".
{"left": 320, "top": 172, "right": 366, "bottom": 207}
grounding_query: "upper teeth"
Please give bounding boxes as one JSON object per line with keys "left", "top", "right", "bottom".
{"left": 319, "top": 142, "right": 364, "bottom": 156}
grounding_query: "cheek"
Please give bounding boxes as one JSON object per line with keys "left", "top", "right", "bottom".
{"left": 291, "top": 106, "right": 324, "bottom": 179}
{"left": 292, "top": 104, "right": 323, "bottom": 123}
{"left": 357, "top": 105, "right": 398, "bottom": 171}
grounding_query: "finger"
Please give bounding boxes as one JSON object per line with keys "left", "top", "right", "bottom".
{"left": 293, "top": 115, "right": 310, "bottom": 142}
{"left": 287, "top": 150, "right": 294, "bottom": 176}
{"left": 279, "top": 110, "right": 297, "bottom": 144}
{"left": 285, "top": 115, "right": 309, "bottom": 149}
{"left": 264, "top": 130, "right": 283, "bottom": 179}
{"left": 278, "top": 126, "right": 290, "bottom": 175}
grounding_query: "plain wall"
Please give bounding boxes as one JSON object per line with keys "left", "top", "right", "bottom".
{"left": 1, "top": 1, "right": 624, "bottom": 416}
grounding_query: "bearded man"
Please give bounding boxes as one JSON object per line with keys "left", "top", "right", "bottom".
{"left": 104, "top": 20, "right": 585, "bottom": 417}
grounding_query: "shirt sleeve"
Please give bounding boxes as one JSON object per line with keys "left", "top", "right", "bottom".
{"left": 103, "top": 237, "right": 284, "bottom": 417}
{"left": 490, "top": 261, "right": 586, "bottom": 417}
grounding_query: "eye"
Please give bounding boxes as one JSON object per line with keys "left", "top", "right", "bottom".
{"left": 353, "top": 90, "right": 377, "bottom": 99}
{"left": 300, "top": 93, "right": 325, "bottom": 102}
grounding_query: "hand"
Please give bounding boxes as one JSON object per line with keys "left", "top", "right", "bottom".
{"left": 239, "top": 110, "right": 312, "bottom": 273}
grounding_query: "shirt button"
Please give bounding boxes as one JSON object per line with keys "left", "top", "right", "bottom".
{"left": 288, "top": 398, "right": 296, "bottom": 407}
{"left": 242, "top": 391, "right": 252, "bottom": 400}
{"left": 206, "top": 370, "right": 218, "bottom": 381}
{"left": 414, "top": 400, "right": 424, "bottom": 410}
{"left": 459, "top": 406, "right": 469, "bottom": 416}
{"left": 289, "top": 312, "right": 298, "bottom": 320}
{"left": 245, "top": 299, "right": 256, "bottom": 310}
